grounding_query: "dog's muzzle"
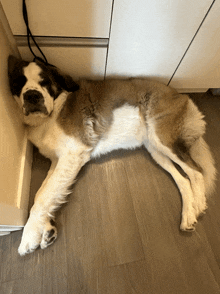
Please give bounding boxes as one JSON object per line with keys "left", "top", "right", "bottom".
{"left": 23, "top": 90, "right": 48, "bottom": 116}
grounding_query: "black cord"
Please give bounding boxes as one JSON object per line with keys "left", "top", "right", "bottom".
{"left": 22, "top": 0, "right": 51, "bottom": 65}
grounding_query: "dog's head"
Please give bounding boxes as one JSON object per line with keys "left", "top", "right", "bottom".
{"left": 8, "top": 55, "right": 79, "bottom": 121}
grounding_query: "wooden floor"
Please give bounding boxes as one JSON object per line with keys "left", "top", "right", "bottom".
{"left": 1, "top": 91, "right": 220, "bottom": 294}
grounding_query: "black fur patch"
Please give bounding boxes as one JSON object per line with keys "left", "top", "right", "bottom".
{"left": 173, "top": 138, "right": 189, "bottom": 162}
{"left": 50, "top": 219, "right": 56, "bottom": 226}
{"left": 47, "top": 229, "right": 55, "bottom": 239}
{"left": 36, "top": 60, "right": 79, "bottom": 99}
{"left": 8, "top": 55, "right": 79, "bottom": 101}
{"left": 39, "top": 71, "right": 57, "bottom": 99}
{"left": 47, "top": 237, "right": 56, "bottom": 245}
{"left": 173, "top": 138, "right": 202, "bottom": 173}
{"left": 8, "top": 55, "right": 29, "bottom": 97}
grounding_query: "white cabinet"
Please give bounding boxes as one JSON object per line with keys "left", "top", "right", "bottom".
{"left": 169, "top": 0, "right": 220, "bottom": 91}
{"left": 2, "top": 0, "right": 220, "bottom": 90}
{"left": 18, "top": 46, "right": 107, "bottom": 80}
{"left": 1, "top": 0, "right": 110, "bottom": 79}
{"left": 106, "top": 0, "right": 215, "bottom": 87}
{"left": 1, "top": 0, "right": 113, "bottom": 38}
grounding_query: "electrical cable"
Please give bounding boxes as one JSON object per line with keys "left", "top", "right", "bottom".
{"left": 22, "top": 0, "right": 55, "bottom": 66}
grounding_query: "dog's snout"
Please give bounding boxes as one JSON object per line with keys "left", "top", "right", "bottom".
{"left": 23, "top": 90, "right": 48, "bottom": 116}
{"left": 23, "top": 90, "right": 43, "bottom": 104}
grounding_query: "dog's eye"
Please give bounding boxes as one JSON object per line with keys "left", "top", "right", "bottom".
{"left": 40, "top": 78, "right": 50, "bottom": 87}
{"left": 39, "top": 75, "right": 57, "bottom": 98}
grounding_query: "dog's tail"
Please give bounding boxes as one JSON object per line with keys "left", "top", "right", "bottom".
{"left": 182, "top": 99, "right": 216, "bottom": 196}
{"left": 190, "top": 137, "right": 216, "bottom": 196}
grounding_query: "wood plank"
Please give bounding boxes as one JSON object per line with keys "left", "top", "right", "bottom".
{"left": 97, "top": 259, "right": 189, "bottom": 294}
{"left": 0, "top": 235, "right": 12, "bottom": 283}
{"left": 63, "top": 162, "right": 108, "bottom": 293}
{"left": 41, "top": 215, "right": 68, "bottom": 294}
{"left": 97, "top": 157, "right": 144, "bottom": 266}
{"left": 64, "top": 156, "right": 144, "bottom": 291}
{"left": 9, "top": 231, "right": 24, "bottom": 281}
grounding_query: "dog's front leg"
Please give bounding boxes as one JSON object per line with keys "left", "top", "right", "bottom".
{"left": 34, "top": 159, "right": 58, "bottom": 199}
{"left": 18, "top": 150, "right": 90, "bottom": 256}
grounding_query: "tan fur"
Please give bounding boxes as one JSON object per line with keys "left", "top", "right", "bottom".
{"left": 57, "top": 79, "right": 142, "bottom": 145}
{"left": 57, "top": 79, "right": 187, "bottom": 148}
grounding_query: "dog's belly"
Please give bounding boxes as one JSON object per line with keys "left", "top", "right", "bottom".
{"left": 91, "top": 104, "right": 147, "bottom": 158}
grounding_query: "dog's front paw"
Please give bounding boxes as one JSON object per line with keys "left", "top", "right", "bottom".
{"left": 18, "top": 217, "right": 43, "bottom": 256}
{"left": 40, "top": 219, "right": 57, "bottom": 249}
{"left": 18, "top": 217, "right": 57, "bottom": 256}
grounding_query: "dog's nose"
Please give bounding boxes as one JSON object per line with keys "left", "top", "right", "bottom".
{"left": 23, "top": 90, "right": 43, "bottom": 104}
{"left": 23, "top": 90, "right": 48, "bottom": 116}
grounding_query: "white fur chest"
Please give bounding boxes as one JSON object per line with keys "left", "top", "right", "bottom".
{"left": 27, "top": 120, "right": 89, "bottom": 160}
{"left": 91, "top": 105, "right": 147, "bottom": 158}
{"left": 27, "top": 120, "right": 61, "bottom": 160}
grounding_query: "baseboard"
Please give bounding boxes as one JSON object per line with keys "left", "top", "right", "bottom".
{"left": 177, "top": 88, "right": 209, "bottom": 93}
{"left": 0, "top": 232, "right": 11, "bottom": 236}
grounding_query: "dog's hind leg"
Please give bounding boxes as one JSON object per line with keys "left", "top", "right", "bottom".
{"left": 168, "top": 138, "right": 208, "bottom": 218}
{"left": 145, "top": 143, "right": 198, "bottom": 231}
{"left": 146, "top": 131, "right": 210, "bottom": 228}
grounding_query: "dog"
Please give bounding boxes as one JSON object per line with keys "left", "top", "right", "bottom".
{"left": 8, "top": 55, "right": 216, "bottom": 256}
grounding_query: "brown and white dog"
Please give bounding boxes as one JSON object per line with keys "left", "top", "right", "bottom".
{"left": 8, "top": 55, "right": 216, "bottom": 256}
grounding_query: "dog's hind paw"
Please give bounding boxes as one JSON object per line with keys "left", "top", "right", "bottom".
{"left": 180, "top": 209, "right": 198, "bottom": 232}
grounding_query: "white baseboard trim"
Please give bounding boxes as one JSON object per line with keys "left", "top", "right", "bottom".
{"left": 0, "top": 232, "right": 11, "bottom": 236}
{"left": 177, "top": 88, "right": 209, "bottom": 93}
{"left": 0, "top": 225, "right": 23, "bottom": 231}
{"left": 0, "top": 225, "right": 23, "bottom": 236}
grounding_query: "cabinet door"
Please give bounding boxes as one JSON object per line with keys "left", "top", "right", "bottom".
{"left": 106, "top": 0, "right": 213, "bottom": 84}
{"left": 18, "top": 46, "right": 107, "bottom": 80}
{"left": 1, "top": 0, "right": 113, "bottom": 38}
{"left": 169, "top": 1, "right": 220, "bottom": 91}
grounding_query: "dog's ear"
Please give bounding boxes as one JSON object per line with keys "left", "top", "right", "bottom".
{"left": 47, "top": 65, "right": 79, "bottom": 93}
{"left": 8, "top": 55, "right": 20, "bottom": 75}
{"left": 8, "top": 55, "right": 29, "bottom": 96}
{"left": 8, "top": 55, "right": 29, "bottom": 74}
